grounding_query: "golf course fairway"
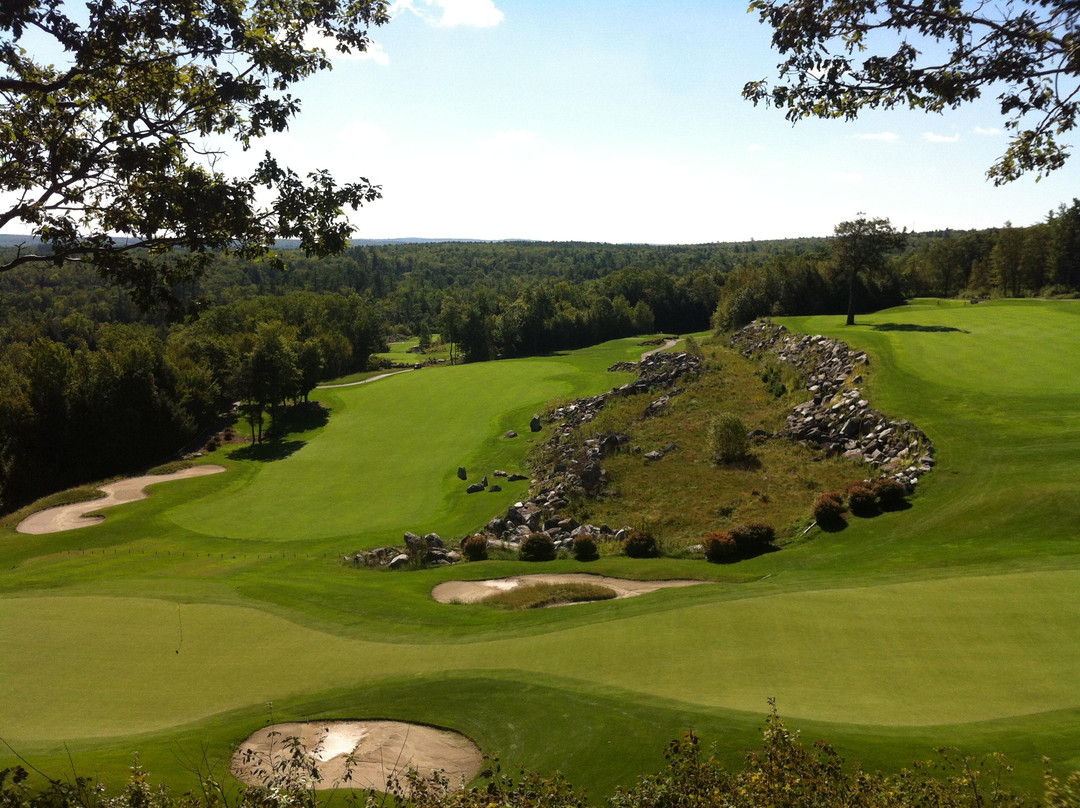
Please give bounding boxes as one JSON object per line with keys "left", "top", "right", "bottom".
{"left": 2, "top": 305, "right": 1079, "bottom": 796}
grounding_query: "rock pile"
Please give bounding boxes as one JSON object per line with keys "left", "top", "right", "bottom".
{"left": 478, "top": 350, "right": 701, "bottom": 553}
{"left": 731, "top": 320, "right": 935, "bottom": 491}
{"left": 345, "top": 531, "right": 462, "bottom": 569}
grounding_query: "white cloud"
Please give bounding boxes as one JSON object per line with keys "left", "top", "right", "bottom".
{"left": 748, "top": 143, "right": 765, "bottom": 152}
{"left": 854, "top": 132, "right": 900, "bottom": 141}
{"left": 392, "top": 0, "right": 504, "bottom": 27}
{"left": 355, "top": 41, "right": 391, "bottom": 65}
{"left": 974, "top": 126, "right": 1001, "bottom": 136}
{"left": 303, "top": 32, "right": 390, "bottom": 64}
{"left": 924, "top": 132, "right": 960, "bottom": 143}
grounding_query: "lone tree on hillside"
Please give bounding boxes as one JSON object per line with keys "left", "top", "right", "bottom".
{"left": 833, "top": 216, "right": 905, "bottom": 325}
{"left": 0, "top": 0, "right": 387, "bottom": 308}
{"left": 744, "top": 0, "right": 1080, "bottom": 184}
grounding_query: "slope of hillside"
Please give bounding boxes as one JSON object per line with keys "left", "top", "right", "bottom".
{"left": 2, "top": 302, "right": 1079, "bottom": 797}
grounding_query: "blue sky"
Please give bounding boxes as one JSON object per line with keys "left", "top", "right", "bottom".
{"left": 238, "top": 0, "right": 1076, "bottom": 243}
{"left": 14, "top": 0, "right": 1080, "bottom": 244}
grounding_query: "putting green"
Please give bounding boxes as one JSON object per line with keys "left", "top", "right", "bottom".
{"left": 4, "top": 569, "right": 1078, "bottom": 744}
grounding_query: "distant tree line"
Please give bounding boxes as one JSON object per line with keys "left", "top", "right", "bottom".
{"left": 898, "top": 200, "right": 1080, "bottom": 299}
{"left": 713, "top": 200, "right": 1080, "bottom": 331}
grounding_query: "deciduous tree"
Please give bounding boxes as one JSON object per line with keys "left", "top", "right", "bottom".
{"left": 744, "top": 1, "right": 1080, "bottom": 183}
{"left": 0, "top": 0, "right": 387, "bottom": 306}
{"left": 833, "top": 215, "right": 905, "bottom": 325}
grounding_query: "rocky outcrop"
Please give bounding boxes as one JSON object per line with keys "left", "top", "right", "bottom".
{"left": 731, "top": 320, "right": 935, "bottom": 491}
{"left": 476, "top": 351, "right": 701, "bottom": 553}
{"left": 345, "top": 531, "right": 461, "bottom": 569}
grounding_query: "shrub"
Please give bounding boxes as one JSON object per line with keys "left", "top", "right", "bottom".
{"left": 872, "top": 477, "right": 908, "bottom": 510}
{"left": 702, "top": 531, "right": 737, "bottom": 563}
{"left": 622, "top": 529, "right": 659, "bottom": 558}
{"left": 708, "top": 413, "right": 750, "bottom": 463}
{"left": 519, "top": 533, "right": 556, "bottom": 562}
{"left": 728, "top": 522, "right": 775, "bottom": 554}
{"left": 462, "top": 534, "right": 489, "bottom": 561}
{"left": 847, "top": 482, "right": 878, "bottom": 515}
{"left": 572, "top": 534, "right": 599, "bottom": 562}
{"left": 812, "top": 491, "right": 846, "bottom": 524}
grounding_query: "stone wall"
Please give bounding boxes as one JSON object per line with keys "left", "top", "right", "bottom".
{"left": 731, "top": 321, "right": 935, "bottom": 492}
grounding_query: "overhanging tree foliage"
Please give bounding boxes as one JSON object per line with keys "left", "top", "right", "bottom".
{"left": 744, "top": 1, "right": 1080, "bottom": 184}
{"left": 0, "top": 0, "right": 387, "bottom": 307}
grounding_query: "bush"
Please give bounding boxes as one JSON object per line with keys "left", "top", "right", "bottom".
{"left": 873, "top": 477, "right": 908, "bottom": 510}
{"left": 708, "top": 413, "right": 750, "bottom": 463}
{"left": 622, "top": 529, "right": 659, "bottom": 558}
{"left": 572, "top": 534, "right": 599, "bottom": 562}
{"left": 812, "top": 491, "right": 846, "bottom": 524}
{"left": 702, "top": 531, "right": 737, "bottom": 563}
{"left": 728, "top": 522, "right": 775, "bottom": 554}
{"left": 847, "top": 482, "right": 878, "bottom": 515}
{"left": 519, "top": 533, "right": 556, "bottom": 562}
{"left": 462, "top": 534, "right": 489, "bottom": 561}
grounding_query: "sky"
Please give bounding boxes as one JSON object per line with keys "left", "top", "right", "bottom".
{"left": 18, "top": 0, "right": 1080, "bottom": 244}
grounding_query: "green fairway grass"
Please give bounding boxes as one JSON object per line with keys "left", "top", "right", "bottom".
{"left": 2, "top": 309, "right": 1080, "bottom": 797}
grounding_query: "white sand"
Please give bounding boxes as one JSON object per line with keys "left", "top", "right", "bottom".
{"left": 431, "top": 573, "right": 707, "bottom": 605}
{"left": 16, "top": 466, "right": 226, "bottom": 534}
{"left": 232, "top": 720, "right": 482, "bottom": 791}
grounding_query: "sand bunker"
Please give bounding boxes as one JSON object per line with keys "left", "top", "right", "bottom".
{"left": 232, "top": 721, "right": 483, "bottom": 791}
{"left": 16, "top": 466, "right": 226, "bottom": 534}
{"left": 431, "top": 573, "right": 706, "bottom": 605}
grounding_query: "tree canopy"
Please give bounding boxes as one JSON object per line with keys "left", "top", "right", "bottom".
{"left": 744, "top": 1, "right": 1080, "bottom": 184}
{"left": 0, "top": 0, "right": 387, "bottom": 307}
{"left": 833, "top": 216, "right": 906, "bottom": 325}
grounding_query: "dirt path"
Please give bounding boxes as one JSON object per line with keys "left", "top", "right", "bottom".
{"left": 232, "top": 720, "right": 482, "bottom": 791}
{"left": 317, "top": 369, "right": 415, "bottom": 389}
{"left": 431, "top": 573, "right": 707, "bottom": 605}
{"left": 640, "top": 338, "right": 680, "bottom": 359}
{"left": 16, "top": 466, "right": 227, "bottom": 535}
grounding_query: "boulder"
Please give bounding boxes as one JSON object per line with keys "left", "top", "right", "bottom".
{"left": 504, "top": 430, "right": 518, "bottom": 439}
{"left": 530, "top": 414, "right": 543, "bottom": 432}
{"left": 457, "top": 466, "right": 467, "bottom": 480}
{"left": 466, "top": 483, "right": 485, "bottom": 494}
{"left": 388, "top": 553, "right": 410, "bottom": 570}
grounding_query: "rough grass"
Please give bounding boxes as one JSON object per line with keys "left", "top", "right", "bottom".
{"left": 559, "top": 338, "right": 869, "bottom": 546}
{"left": 478, "top": 582, "right": 618, "bottom": 609}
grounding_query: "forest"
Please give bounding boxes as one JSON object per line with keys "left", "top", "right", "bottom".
{"left": 2, "top": 203, "right": 1078, "bottom": 513}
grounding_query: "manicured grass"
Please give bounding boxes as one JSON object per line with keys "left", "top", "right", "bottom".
{"left": 167, "top": 341, "right": 644, "bottom": 545}
{"left": 3, "top": 308, "right": 1080, "bottom": 798}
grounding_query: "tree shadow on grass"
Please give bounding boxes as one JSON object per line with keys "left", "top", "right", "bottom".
{"left": 816, "top": 516, "right": 848, "bottom": 533}
{"left": 870, "top": 323, "right": 969, "bottom": 333}
{"left": 269, "top": 402, "right": 330, "bottom": 436}
{"left": 718, "top": 455, "right": 764, "bottom": 471}
{"left": 230, "top": 439, "right": 306, "bottom": 462}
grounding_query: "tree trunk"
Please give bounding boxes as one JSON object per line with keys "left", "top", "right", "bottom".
{"left": 846, "top": 267, "right": 857, "bottom": 326}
